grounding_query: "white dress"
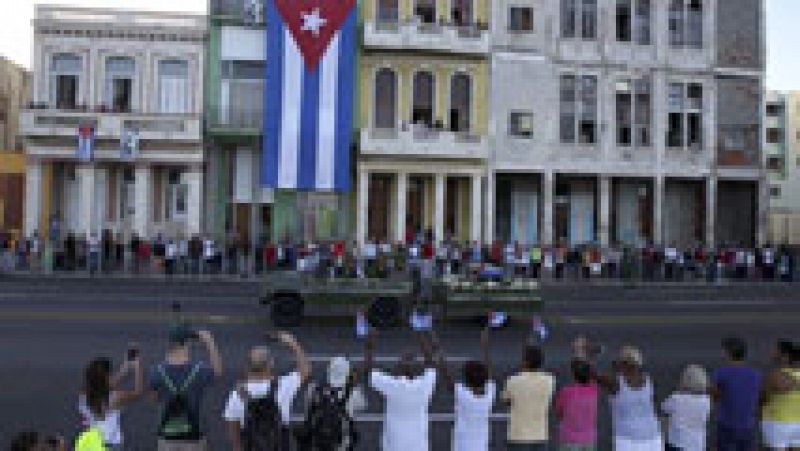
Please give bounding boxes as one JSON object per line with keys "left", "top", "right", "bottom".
{"left": 453, "top": 381, "right": 496, "bottom": 451}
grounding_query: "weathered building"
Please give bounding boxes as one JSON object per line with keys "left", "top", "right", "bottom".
{"left": 0, "top": 56, "right": 29, "bottom": 236}
{"left": 766, "top": 91, "right": 800, "bottom": 245}
{"left": 21, "top": 6, "right": 207, "bottom": 241}
{"left": 489, "top": 0, "right": 766, "bottom": 248}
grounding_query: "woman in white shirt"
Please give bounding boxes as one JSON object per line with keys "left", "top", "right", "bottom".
{"left": 661, "top": 364, "right": 711, "bottom": 451}
{"left": 78, "top": 354, "right": 144, "bottom": 450}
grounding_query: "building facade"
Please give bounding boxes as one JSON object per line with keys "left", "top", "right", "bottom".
{"left": 489, "top": 0, "right": 766, "bottom": 249}
{"left": 766, "top": 91, "right": 800, "bottom": 245}
{"left": 0, "top": 57, "right": 29, "bottom": 236}
{"left": 21, "top": 6, "right": 206, "bottom": 241}
{"left": 357, "top": 0, "right": 491, "bottom": 246}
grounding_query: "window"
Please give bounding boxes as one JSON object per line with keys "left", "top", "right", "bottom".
{"left": 415, "top": 0, "right": 436, "bottom": 24}
{"left": 51, "top": 53, "right": 82, "bottom": 110}
{"left": 766, "top": 103, "right": 784, "bottom": 117}
{"left": 767, "top": 128, "right": 783, "bottom": 144}
{"left": 509, "top": 7, "right": 534, "bottom": 32}
{"left": 158, "top": 60, "right": 189, "bottom": 114}
{"left": 376, "top": 0, "right": 399, "bottom": 24}
{"left": 667, "top": 82, "right": 703, "bottom": 149}
{"left": 450, "top": 73, "right": 472, "bottom": 133}
{"left": 561, "top": 0, "right": 596, "bottom": 40}
{"left": 509, "top": 112, "right": 533, "bottom": 138}
{"left": 105, "top": 56, "right": 135, "bottom": 113}
{"left": 669, "top": 0, "right": 703, "bottom": 49}
{"left": 560, "top": 74, "right": 598, "bottom": 144}
{"left": 374, "top": 68, "right": 397, "bottom": 129}
{"left": 221, "top": 61, "right": 264, "bottom": 127}
{"left": 770, "top": 186, "right": 782, "bottom": 198}
{"left": 412, "top": 71, "right": 435, "bottom": 127}
{"left": 616, "top": 0, "right": 650, "bottom": 44}
{"left": 165, "top": 169, "right": 187, "bottom": 221}
{"left": 767, "top": 157, "right": 784, "bottom": 172}
{"left": 452, "top": 0, "right": 472, "bottom": 26}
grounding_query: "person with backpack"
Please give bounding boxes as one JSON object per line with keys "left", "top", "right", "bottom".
{"left": 366, "top": 330, "right": 438, "bottom": 451}
{"left": 149, "top": 326, "right": 222, "bottom": 451}
{"left": 298, "top": 356, "right": 367, "bottom": 451}
{"left": 223, "top": 333, "right": 311, "bottom": 451}
{"left": 78, "top": 354, "right": 144, "bottom": 450}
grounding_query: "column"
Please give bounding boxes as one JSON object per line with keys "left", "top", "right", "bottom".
{"left": 542, "top": 171, "right": 555, "bottom": 246}
{"left": 76, "top": 164, "right": 96, "bottom": 238}
{"left": 757, "top": 177, "right": 768, "bottom": 247}
{"left": 133, "top": 164, "right": 151, "bottom": 238}
{"left": 357, "top": 169, "right": 369, "bottom": 247}
{"left": 599, "top": 176, "right": 611, "bottom": 248}
{"left": 434, "top": 173, "right": 445, "bottom": 244}
{"left": 706, "top": 176, "right": 717, "bottom": 248}
{"left": 654, "top": 175, "right": 664, "bottom": 246}
{"left": 24, "top": 160, "right": 42, "bottom": 238}
{"left": 394, "top": 172, "right": 407, "bottom": 243}
{"left": 470, "top": 174, "right": 482, "bottom": 243}
{"left": 484, "top": 172, "right": 495, "bottom": 245}
{"left": 186, "top": 164, "right": 203, "bottom": 237}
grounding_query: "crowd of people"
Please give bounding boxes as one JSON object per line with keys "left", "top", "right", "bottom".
{"left": 0, "top": 229, "right": 796, "bottom": 283}
{"left": 9, "top": 326, "right": 800, "bottom": 451}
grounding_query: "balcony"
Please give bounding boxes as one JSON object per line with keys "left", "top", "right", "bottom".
{"left": 363, "top": 20, "right": 489, "bottom": 55}
{"left": 206, "top": 105, "right": 262, "bottom": 135}
{"left": 360, "top": 125, "right": 488, "bottom": 159}
{"left": 20, "top": 106, "right": 201, "bottom": 142}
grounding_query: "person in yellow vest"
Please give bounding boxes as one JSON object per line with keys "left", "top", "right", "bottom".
{"left": 75, "top": 427, "right": 105, "bottom": 451}
{"left": 762, "top": 340, "right": 800, "bottom": 450}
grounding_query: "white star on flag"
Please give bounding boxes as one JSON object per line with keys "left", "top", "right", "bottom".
{"left": 301, "top": 8, "right": 327, "bottom": 37}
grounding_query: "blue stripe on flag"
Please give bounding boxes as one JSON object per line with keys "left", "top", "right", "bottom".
{"left": 334, "top": 9, "right": 356, "bottom": 192}
{"left": 263, "top": 0, "right": 284, "bottom": 188}
{"left": 297, "top": 67, "right": 321, "bottom": 190}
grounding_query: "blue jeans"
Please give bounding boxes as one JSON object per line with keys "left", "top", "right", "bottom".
{"left": 717, "top": 424, "right": 756, "bottom": 451}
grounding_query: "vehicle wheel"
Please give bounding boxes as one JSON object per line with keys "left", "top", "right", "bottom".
{"left": 367, "top": 296, "right": 401, "bottom": 330}
{"left": 271, "top": 293, "right": 304, "bottom": 327}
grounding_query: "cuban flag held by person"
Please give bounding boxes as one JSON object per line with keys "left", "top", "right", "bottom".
{"left": 263, "top": 0, "right": 356, "bottom": 192}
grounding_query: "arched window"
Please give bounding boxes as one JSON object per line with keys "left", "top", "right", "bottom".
{"left": 374, "top": 68, "right": 397, "bottom": 129}
{"left": 412, "top": 71, "right": 435, "bottom": 127}
{"left": 376, "top": 0, "right": 398, "bottom": 24}
{"left": 450, "top": 73, "right": 472, "bottom": 133}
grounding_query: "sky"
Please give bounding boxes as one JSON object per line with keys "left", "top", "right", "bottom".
{"left": 0, "top": 0, "right": 798, "bottom": 90}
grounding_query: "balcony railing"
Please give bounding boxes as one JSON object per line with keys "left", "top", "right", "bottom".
{"left": 363, "top": 19, "right": 490, "bottom": 54}
{"left": 360, "top": 124, "right": 487, "bottom": 159}
{"left": 206, "top": 105, "right": 263, "bottom": 133}
{"left": 20, "top": 106, "right": 201, "bottom": 141}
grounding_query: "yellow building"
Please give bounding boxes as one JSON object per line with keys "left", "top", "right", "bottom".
{"left": 356, "top": 0, "right": 490, "bottom": 245}
{"left": 0, "top": 56, "right": 29, "bottom": 237}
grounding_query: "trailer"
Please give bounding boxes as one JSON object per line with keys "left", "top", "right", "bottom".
{"left": 261, "top": 271, "right": 542, "bottom": 327}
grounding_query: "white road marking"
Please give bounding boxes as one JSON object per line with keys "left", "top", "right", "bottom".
{"left": 666, "top": 300, "right": 781, "bottom": 306}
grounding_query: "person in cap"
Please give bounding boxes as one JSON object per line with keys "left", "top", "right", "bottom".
{"left": 597, "top": 345, "right": 662, "bottom": 451}
{"left": 223, "top": 333, "right": 310, "bottom": 451}
{"left": 661, "top": 364, "right": 712, "bottom": 450}
{"left": 148, "top": 325, "right": 222, "bottom": 451}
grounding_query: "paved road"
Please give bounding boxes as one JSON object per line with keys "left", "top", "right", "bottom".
{"left": 0, "top": 277, "right": 797, "bottom": 449}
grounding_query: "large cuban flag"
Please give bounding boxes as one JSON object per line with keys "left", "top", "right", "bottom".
{"left": 263, "top": 0, "right": 356, "bottom": 192}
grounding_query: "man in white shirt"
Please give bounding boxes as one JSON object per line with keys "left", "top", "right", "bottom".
{"left": 366, "top": 332, "right": 437, "bottom": 451}
{"left": 223, "top": 333, "right": 310, "bottom": 451}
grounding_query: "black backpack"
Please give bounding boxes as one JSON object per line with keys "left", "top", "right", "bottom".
{"left": 304, "top": 384, "right": 354, "bottom": 450}
{"left": 157, "top": 364, "right": 201, "bottom": 440}
{"left": 241, "top": 385, "right": 284, "bottom": 451}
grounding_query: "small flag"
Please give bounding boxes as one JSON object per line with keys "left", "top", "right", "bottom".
{"left": 77, "top": 123, "right": 94, "bottom": 162}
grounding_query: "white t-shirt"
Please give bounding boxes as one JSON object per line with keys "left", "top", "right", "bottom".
{"left": 661, "top": 392, "right": 711, "bottom": 451}
{"left": 223, "top": 372, "right": 302, "bottom": 426}
{"left": 78, "top": 394, "right": 123, "bottom": 445}
{"left": 453, "top": 381, "right": 496, "bottom": 451}
{"left": 371, "top": 368, "right": 437, "bottom": 451}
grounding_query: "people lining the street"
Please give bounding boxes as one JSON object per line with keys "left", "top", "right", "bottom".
{"left": 661, "top": 364, "right": 712, "bottom": 451}
{"left": 712, "top": 336, "right": 764, "bottom": 451}
{"left": 502, "top": 344, "right": 555, "bottom": 450}
{"left": 761, "top": 340, "right": 800, "bottom": 450}
{"left": 149, "top": 326, "right": 222, "bottom": 451}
